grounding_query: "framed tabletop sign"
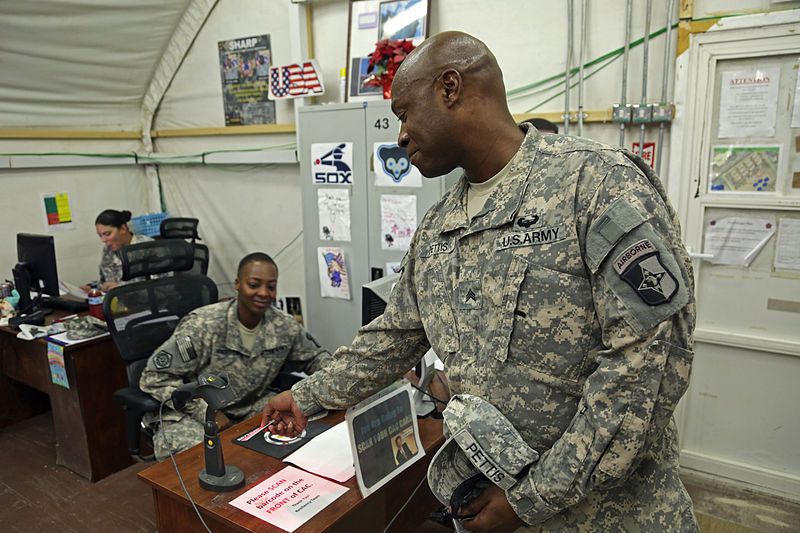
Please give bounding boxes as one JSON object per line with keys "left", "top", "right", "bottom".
{"left": 344, "top": 381, "right": 424, "bottom": 497}
{"left": 345, "top": 0, "right": 430, "bottom": 103}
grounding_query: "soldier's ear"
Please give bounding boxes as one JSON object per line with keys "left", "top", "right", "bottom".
{"left": 234, "top": 277, "right": 240, "bottom": 291}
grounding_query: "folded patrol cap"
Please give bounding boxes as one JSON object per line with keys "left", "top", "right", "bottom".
{"left": 427, "top": 394, "right": 540, "bottom": 505}
{"left": 65, "top": 315, "right": 108, "bottom": 340}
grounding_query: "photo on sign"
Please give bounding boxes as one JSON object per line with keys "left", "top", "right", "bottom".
{"left": 345, "top": 381, "right": 423, "bottom": 497}
{"left": 708, "top": 145, "right": 781, "bottom": 193}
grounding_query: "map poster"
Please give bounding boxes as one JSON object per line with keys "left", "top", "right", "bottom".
{"left": 709, "top": 145, "right": 781, "bottom": 193}
{"left": 218, "top": 34, "right": 276, "bottom": 126}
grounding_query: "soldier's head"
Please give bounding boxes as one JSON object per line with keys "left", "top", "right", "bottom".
{"left": 95, "top": 209, "right": 134, "bottom": 251}
{"left": 391, "top": 31, "right": 514, "bottom": 179}
{"left": 235, "top": 252, "right": 278, "bottom": 326}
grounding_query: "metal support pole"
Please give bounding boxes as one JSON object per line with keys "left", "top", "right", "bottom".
{"left": 655, "top": 0, "right": 675, "bottom": 174}
{"left": 577, "top": 0, "right": 586, "bottom": 136}
{"left": 639, "top": 0, "right": 652, "bottom": 157}
{"left": 564, "top": 0, "right": 573, "bottom": 135}
{"left": 619, "top": 0, "right": 633, "bottom": 147}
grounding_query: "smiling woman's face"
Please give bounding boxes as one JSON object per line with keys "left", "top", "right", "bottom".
{"left": 235, "top": 260, "right": 278, "bottom": 325}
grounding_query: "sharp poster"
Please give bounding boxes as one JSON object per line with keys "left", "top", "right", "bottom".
{"left": 218, "top": 34, "right": 276, "bottom": 126}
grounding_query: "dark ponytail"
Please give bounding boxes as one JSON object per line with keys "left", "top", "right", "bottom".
{"left": 95, "top": 209, "right": 132, "bottom": 229}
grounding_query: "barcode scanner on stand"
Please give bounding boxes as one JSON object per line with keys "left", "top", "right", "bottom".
{"left": 171, "top": 372, "right": 245, "bottom": 491}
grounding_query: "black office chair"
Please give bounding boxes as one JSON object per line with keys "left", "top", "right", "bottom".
{"left": 159, "top": 217, "right": 210, "bottom": 276}
{"left": 103, "top": 239, "right": 218, "bottom": 460}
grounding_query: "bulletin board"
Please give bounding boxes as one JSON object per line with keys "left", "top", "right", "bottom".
{"left": 696, "top": 207, "right": 800, "bottom": 351}
{"left": 683, "top": 48, "right": 800, "bottom": 356}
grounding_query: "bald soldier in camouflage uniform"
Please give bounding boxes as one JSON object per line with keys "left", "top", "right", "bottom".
{"left": 264, "top": 31, "right": 697, "bottom": 532}
{"left": 141, "top": 253, "right": 330, "bottom": 460}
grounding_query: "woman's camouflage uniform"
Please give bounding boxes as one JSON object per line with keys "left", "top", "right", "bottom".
{"left": 291, "top": 126, "right": 698, "bottom": 531}
{"left": 98, "top": 232, "right": 151, "bottom": 284}
{"left": 141, "top": 299, "right": 330, "bottom": 460}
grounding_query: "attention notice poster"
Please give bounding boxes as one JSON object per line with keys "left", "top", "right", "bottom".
{"left": 218, "top": 34, "right": 276, "bottom": 126}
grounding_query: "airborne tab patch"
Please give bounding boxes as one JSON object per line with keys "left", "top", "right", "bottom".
{"left": 618, "top": 251, "right": 678, "bottom": 305}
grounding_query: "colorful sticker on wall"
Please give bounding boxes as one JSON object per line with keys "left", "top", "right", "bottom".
{"left": 311, "top": 143, "right": 354, "bottom": 185}
{"left": 269, "top": 59, "right": 324, "bottom": 99}
{"left": 47, "top": 342, "right": 69, "bottom": 388}
{"left": 317, "top": 188, "right": 352, "bottom": 241}
{"left": 381, "top": 195, "right": 417, "bottom": 251}
{"left": 373, "top": 143, "right": 422, "bottom": 187}
{"left": 41, "top": 192, "right": 75, "bottom": 231}
{"left": 318, "top": 247, "right": 351, "bottom": 300}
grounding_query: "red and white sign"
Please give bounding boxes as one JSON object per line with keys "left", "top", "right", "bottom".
{"left": 269, "top": 59, "right": 325, "bottom": 99}
{"left": 632, "top": 142, "right": 655, "bottom": 168}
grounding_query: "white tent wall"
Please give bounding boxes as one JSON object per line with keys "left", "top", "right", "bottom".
{"left": 0, "top": 138, "right": 154, "bottom": 287}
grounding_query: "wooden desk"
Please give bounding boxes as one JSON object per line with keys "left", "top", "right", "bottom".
{"left": 139, "top": 413, "right": 446, "bottom": 533}
{"left": 0, "top": 311, "right": 133, "bottom": 481}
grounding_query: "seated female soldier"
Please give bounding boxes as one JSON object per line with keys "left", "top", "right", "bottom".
{"left": 82, "top": 209, "right": 151, "bottom": 292}
{"left": 139, "top": 252, "right": 332, "bottom": 460}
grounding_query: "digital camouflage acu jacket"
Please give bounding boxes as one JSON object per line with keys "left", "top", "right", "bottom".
{"left": 293, "top": 125, "right": 698, "bottom": 531}
{"left": 98, "top": 232, "right": 151, "bottom": 284}
{"left": 141, "top": 299, "right": 330, "bottom": 424}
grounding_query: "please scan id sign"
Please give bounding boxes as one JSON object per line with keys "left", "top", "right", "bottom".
{"left": 229, "top": 465, "right": 347, "bottom": 532}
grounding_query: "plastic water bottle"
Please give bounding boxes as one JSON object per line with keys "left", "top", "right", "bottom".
{"left": 87, "top": 283, "right": 104, "bottom": 320}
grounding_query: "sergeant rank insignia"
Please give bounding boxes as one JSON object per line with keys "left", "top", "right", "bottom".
{"left": 614, "top": 239, "right": 678, "bottom": 305}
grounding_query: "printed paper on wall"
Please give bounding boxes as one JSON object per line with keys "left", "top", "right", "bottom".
{"left": 380, "top": 195, "right": 416, "bottom": 251}
{"left": 718, "top": 68, "right": 780, "bottom": 138}
{"left": 317, "top": 188, "right": 351, "bottom": 242}
{"left": 317, "top": 247, "right": 351, "bottom": 300}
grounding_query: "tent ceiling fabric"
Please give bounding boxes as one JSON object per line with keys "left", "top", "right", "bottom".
{"left": 0, "top": 0, "right": 193, "bottom": 130}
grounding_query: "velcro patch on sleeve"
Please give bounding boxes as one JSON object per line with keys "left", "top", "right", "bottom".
{"left": 618, "top": 251, "right": 678, "bottom": 306}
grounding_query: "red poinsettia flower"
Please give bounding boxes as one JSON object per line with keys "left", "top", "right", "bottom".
{"left": 365, "top": 39, "right": 415, "bottom": 92}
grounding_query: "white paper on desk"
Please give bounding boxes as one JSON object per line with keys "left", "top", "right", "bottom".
{"left": 17, "top": 323, "right": 65, "bottom": 340}
{"left": 58, "top": 280, "right": 89, "bottom": 299}
{"left": 229, "top": 465, "right": 348, "bottom": 533}
{"left": 284, "top": 421, "right": 355, "bottom": 482}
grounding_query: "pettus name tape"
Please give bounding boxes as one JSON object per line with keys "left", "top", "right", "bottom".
{"left": 454, "top": 431, "right": 516, "bottom": 490}
{"left": 419, "top": 241, "right": 454, "bottom": 258}
{"left": 496, "top": 224, "right": 566, "bottom": 251}
{"left": 613, "top": 239, "right": 655, "bottom": 275}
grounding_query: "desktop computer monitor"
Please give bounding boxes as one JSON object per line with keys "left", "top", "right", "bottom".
{"left": 361, "top": 272, "right": 438, "bottom": 416}
{"left": 13, "top": 233, "right": 59, "bottom": 313}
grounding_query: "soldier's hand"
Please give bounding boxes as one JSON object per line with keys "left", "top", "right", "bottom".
{"left": 459, "top": 485, "right": 525, "bottom": 533}
{"left": 261, "top": 390, "right": 308, "bottom": 437}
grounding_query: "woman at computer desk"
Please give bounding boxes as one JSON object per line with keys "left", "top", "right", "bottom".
{"left": 81, "top": 209, "right": 151, "bottom": 292}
